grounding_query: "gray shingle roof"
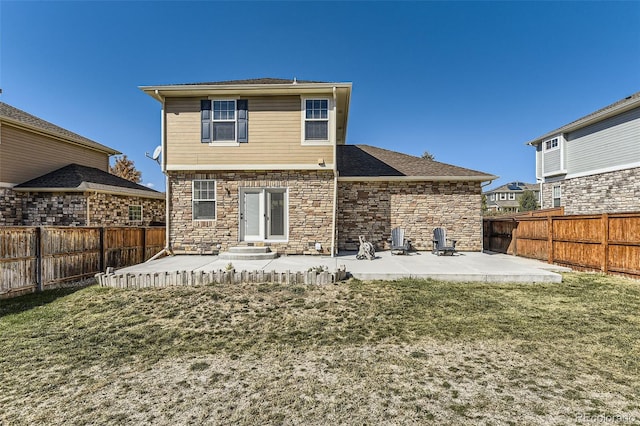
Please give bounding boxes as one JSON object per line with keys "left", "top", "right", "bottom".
{"left": 0, "top": 102, "right": 119, "bottom": 154}
{"left": 337, "top": 145, "right": 496, "bottom": 180}
{"left": 14, "top": 163, "right": 162, "bottom": 198}
{"left": 172, "top": 78, "right": 327, "bottom": 86}
{"left": 484, "top": 181, "right": 538, "bottom": 194}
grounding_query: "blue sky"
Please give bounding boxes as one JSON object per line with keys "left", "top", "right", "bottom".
{"left": 1, "top": 1, "right": 638, "bottom": 192}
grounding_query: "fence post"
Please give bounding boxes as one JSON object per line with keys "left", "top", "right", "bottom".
{"left": 36, "top": 227, "right": 43, "bottom": 292}
{"left": 547, "top": 216, "right": 554, "bottom": 264}
{"left": 141, "top": 227, "right": 147, "bottom": 263}
{"left": 602, "top": 213, "right": 609, "bottom": 274}
{"left": 99, "top": 227, "right": 105, "bottom": 273}
{"left": 102, "top": 227, "right": 108, "bottom": 272}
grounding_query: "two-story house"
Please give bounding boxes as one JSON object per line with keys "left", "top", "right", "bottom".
{"left": 484, "top": 181, "right": 539, "bottom": 214}
{"left": 0, "top": 102, "right": 165, "bottom": 226}
{"left": 527, "top": 91, "right": 640, "bottom": 214}
{"left": 140, "top": 78, "right": 496, "bottom": 255}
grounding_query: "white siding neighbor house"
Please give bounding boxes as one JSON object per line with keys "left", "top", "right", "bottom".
{"left": 526, "top": 91, "right": 640, "bottom": 214}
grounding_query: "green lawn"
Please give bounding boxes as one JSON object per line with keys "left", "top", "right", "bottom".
{"left": 1, "top": 273, "right": 639, "bottom": 425}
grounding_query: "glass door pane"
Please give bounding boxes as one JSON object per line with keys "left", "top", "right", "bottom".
{"left": 267, "top": 191, "right": 286, "bottom": 239}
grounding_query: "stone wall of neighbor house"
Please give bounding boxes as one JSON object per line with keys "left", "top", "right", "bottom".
{"left": 542, "top": 167, "right": 640, "bottom": 214}
{"left": 169, "top": 170, "right": 334, "bottom": 255}
{"left": 1, "top": 189, "right": 165, "bottom": 226}
{"left": 337, "top": 181, "right": 483, "bottom": 251}
{"left": 0, "top": 187, "right": 23, "bottom": 226}
{"left": 88, "top": 193, "right": 166, "bottom": 226}
{"left": 21, "top": 192, "right": 87, "bottom": 226}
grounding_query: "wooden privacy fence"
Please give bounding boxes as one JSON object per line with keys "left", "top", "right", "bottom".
{"left": 484, "top": 211, "right": 640, "bottom": 277}
{"left": 0, "top": 226, "right": 165, "bottom": 298}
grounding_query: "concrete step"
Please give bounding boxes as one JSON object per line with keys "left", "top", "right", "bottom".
{"left": 228, "top": 246, "right": 272, "bottom": 254}
{"left": 219, "top": 245, "right": 278, "bottom": 261}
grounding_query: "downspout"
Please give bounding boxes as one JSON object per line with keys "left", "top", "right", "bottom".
{"left": 330, "top": 86, "right": 338, "bottom": 257}
{"left": 147, "top": 90, "right": 172, "bottom": 262}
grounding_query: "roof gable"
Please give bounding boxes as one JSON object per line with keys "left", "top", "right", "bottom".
{"left": 337, "top": 145, "right": 496, "bottom": 181}
{"left": 527, "top": 91, "right": 640, "bottom": 145}
{"left": 0, "top": 102, "right": 119, "bottom": 155}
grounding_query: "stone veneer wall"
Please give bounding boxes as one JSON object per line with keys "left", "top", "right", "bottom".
{"left": 87, "top": 193, "right": 165, "bottom": 226}
{"left": 20, "top": 192, "right": 86, "bottom": 226}
{"left": 1, "top": 188, "right": 165, "bottom": 226}
{"left": 541, "top": 168, "right": 640, "bottom": 215}
{"left": 0, "top": 187, "right": 22, "bottom": 226}
{"left": 169, "top": 170, "right": 334, "bottom": 255}
{"left": 337, "top": 180, "right": 483, "bottom": 251}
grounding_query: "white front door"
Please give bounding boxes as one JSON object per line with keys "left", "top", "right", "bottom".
{"left": 240, "top": 188, "right": 287, "bottom": 242}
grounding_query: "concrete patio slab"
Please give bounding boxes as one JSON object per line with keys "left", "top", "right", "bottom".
{"left": 117, "top": 251, "right": 569, "bottom": 283}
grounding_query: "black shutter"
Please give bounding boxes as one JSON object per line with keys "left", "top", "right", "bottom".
{"left": 237, "top": 99, "right": 248, "bottom": 143}
{"left": 201, "top": 100, "right": 212, "bottom": 143}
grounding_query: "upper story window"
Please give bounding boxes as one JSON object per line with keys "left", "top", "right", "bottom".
{"left": 499, "top": 193, "right": 507, "bottom": 200}
{"left": 489, "top": 194, "right": 495, "bottom": 201}
{"left": 193, "top": 180, "right": 216, "bottom": 220}
{"left": 201, "top": 99, "right": 248, "bottom": 144}
{"left": 303, "top": 99, "right": 329, "bottom": 142}
{"left": 544, "top": 137, "right": 559, "bottom": 151}
{"left": 508, "top": 193, "right": 516, "bottom": 200}
{"left": 213, "top": 100, "right": 236, "bottom": 141}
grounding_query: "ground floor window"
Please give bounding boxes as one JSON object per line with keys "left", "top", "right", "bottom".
{"left": 553, "top": 185, "right": 561, "bottom": 208}
{"left": 240, "top": 188, "right": 287, "bottom": 241}
{"left": 193, "top": 180, "right": 216, "bottom": 220}
{"left": 128, "top": 205, "right": 142, "bottom": 221}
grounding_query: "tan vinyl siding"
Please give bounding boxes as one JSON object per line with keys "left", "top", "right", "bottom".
{"left": 0, "top": 125, "right": 109, "bottom": 184}
{"left": 165, "top": 97, "right": 333, "bottom": 168}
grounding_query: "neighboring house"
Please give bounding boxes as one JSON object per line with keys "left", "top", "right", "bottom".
{"left": 140, "top": 78, "right": 496, "bottom": 255}
{"left": 0, "top": 102, "right": 165, "bottom": 226}
{"left": 483, "top": 181, "right": 539, "bottom": 213}
{"left": 526, "top": 91, "right": 640, "bottom": 214}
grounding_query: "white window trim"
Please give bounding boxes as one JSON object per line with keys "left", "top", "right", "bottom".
{"left": 552, "top": 184, "right": 561, "bottom": 207}
{"left": 192, "top": 179, "right": 217, "bottom": 221}
{"left": 543, "top": 136, "right": 560, "bottom": 152}
{"left": 508, "top": 193, "right": 516, "bottom": 200}
{"left": 209, "top": 98, "right": 240, "bottom": 145}
{"left": 128, "top": 205, "right": 143, "bottom": 222}
{"left": 499, "top": 193, "right": 507, "bottom": 200}
{"left": 301, "top": 97, "right": 332, "bottom": 145}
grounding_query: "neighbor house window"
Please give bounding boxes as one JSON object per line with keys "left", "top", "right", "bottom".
{"left": 544, "top": 137, "right": 559, "bottom": 151}
{"left": 508, "top": 193, "right": 516, "bottom": 200}
{"left": 193, "top": 180, "right": 216, "bottom": 220}
{"left": 303, "top": 99, "right": 329, "bottom": 141}
{"left": 499, "top": 193, "right": 507, "bottom": 200}
{"left": 128, "top": 205, "right": 142, "bottom": 222}
{"left": 490, "top": 194, "right": 495, "bottom": 201}
{"left": 201, "top": 99, "right": 248, "bottom": 143}
{"left": 553, "top": 185, "right": 561, "bottom": 207}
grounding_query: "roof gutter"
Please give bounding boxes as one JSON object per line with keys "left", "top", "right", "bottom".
{"left": 12, "top": 186, "right": 165, "bottom": 199}
{"left": 338, "top": 175, "right": 498, "bottom": 182}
